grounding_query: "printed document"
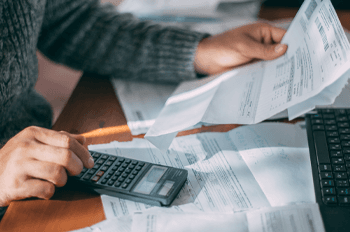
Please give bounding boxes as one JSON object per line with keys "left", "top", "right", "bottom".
{"left": 71, "top": 204, "right": 324, "bottom": 232}
{"left": 144, "top": 0, "right": 350, "bottom": 151}
{"left": 88, "top": 123, "right": 314, "bottom": 219}
{"left": 130, "top": 204, "right": 325, "bottom": 232}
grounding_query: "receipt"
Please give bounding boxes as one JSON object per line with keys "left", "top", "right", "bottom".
{"left": 145, "top": 0, "right": 350, "bottom": 151}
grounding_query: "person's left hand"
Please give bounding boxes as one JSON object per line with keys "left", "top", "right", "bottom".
{"left": 194, "top": 23, "right": 288, "bottom": 75}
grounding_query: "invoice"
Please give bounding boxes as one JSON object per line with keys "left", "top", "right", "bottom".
{"left": 144, "top": 0, "right": 350, "bottom": 151}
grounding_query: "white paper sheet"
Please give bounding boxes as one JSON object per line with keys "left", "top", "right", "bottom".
{"left": 88, "top": 122, "right": 314, "bottom": 219}
{"left": 145, "top": 0, "right": 350, "bottom": 151}
{"left": 129, "top": 204, "right": 324, "bottom": 232}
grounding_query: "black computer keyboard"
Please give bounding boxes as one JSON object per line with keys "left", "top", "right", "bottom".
{"left": 306, "top": 108, "right": 350, "bottom": 206}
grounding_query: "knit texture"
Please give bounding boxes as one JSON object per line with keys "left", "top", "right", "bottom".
{"left": 0, "top": 0, "right": 208, "bottom": 218}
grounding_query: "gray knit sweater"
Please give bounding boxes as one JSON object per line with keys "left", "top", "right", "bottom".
{"left": 0, "top": 0, "right": 207, "bottom": 218}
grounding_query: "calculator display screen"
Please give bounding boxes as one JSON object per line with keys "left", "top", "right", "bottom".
{"left": 133, "top": 166, "right": 167, "bottom": 195}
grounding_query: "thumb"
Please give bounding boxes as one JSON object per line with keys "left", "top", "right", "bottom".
{"left": 261, "top": 43, "right": 288, "bottom": 60}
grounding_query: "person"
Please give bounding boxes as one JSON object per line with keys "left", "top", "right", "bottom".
{"left": 0, "top": 0, "right": 287, "bottom": 219}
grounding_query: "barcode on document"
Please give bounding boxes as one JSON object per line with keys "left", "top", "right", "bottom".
{"left": 315, "top": 17, "right": 329, "bottom": 52}
{"left": 305, "top": 0, "right": 317, "bottom": 20}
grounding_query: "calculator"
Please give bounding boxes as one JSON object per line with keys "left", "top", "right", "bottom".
{"left": 70, "top": 151, "right": 188, "bottom": 206}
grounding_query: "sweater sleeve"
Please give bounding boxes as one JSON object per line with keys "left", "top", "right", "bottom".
{"left": 37, "top": 0, "right": 209, "bottom": 83}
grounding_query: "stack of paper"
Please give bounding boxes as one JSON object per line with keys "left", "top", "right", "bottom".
{"left": 144, "top": 0, "right": 350, "bottom": 151}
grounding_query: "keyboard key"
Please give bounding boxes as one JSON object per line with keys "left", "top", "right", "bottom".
{"left": 329, "top": 144, "right": 341, "bottom": 150}
{"left": 327, "top": 131, "right": 339, "bottom": 137}
{"left": 321, "top": 180, "right": 334, "bottom": 187}
{"left": 320, "top": 172, "right": 333, "bottom": 179}
{"left": 330, "top": 151, "right": 342, "bottom": 157}
{"left": 322, "top": 187, "right": 336, "bottom": 195}
{"left": 337, "top": 188, "right": 350, "bottom": 195}
{"left": 337, "top": 116, "right": 348, "bottom": 122}
{"left": 323, "top": 196, "right": 337, "bottom": 204}
{"left": 319, "top": 164, "right": 332, "bottom": 171}
{"left": 313, "top": 125, "right": 325, "bottom": 131}
{"left": 333, "top": 165, "right": 345, "bottom": 172}
{"left": 335, "top": 172, "right": 348, "bottom": 179}
{"left": 329, "top": 137, "right": 340, "bottom": 143}
{"left": 341, "top": 134, "right": 350, "bottom": 140}
{"left": 339, "top": 128, "right": 350, "bottom": 133}
{"left": 332, "top": 158, "right": 344, "bottom": 164}
{"left": 313, "top": 131, "right": 331, "bottom": 164}
{"left": 325, "top": 119, "right": 336, "bottom": 125}
{"left": 336, "top": 180, "right": 349, "bottom": 187}
{"left": 338, "top": 196, "right": 350, "bottom": 205}
{"left": 312, "top": 119, "right": 324, "bottom": 124}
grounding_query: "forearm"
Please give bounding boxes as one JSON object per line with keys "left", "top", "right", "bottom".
{"left": 38, "top": 0, "right": 209, "bottom": 83}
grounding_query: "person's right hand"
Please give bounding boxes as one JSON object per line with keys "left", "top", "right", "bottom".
{"left": 0, "top": 126, "right": 94, "bottom": 207}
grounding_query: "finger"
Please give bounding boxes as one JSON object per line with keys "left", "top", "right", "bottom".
{"left": 62, "top": 132, "right": 86, "bottom": 145}
{"left": 12, "top": 179, "right": 55, "bottom": 201}
{"left": 25, "top": 160, "right": 68, "bottom": 187}
{"left": 25, "top": 127, "right": 94, "bottom": 169}
{"left": 243, "top": 37, "right": 288, "bottom": 60}
{"left": 29, "top": 144, "right": 83, "bottom": 176}
{"left": 269, "top": 27, "right": 287, "bottom": 43}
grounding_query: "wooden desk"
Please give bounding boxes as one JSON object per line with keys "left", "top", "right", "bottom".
{"left": 1, "top": 6, "right": 350, "bottom": 232}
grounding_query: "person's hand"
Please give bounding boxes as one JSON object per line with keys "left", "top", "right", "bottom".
{"left": 194, "top": 23, "right": 288, "bottom": 75}
{"left": 0, "top": 126, "right": 94, "bottom": 207}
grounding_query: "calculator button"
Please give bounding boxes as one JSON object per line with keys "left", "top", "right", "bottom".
{"left": 129, "top": 174, "right": 135, "bottom": 179}
{"left": 108, "top": 180, "right": 115, "bottom": 186}
{"left": 332, "top": 158, "right": 344, "bottom": 164}
{"left": 313, "top": 125, "right": 325, "bottom": 130}
{"left": 83, "top": 174, "right": 92, "bottom": 180}
{"left": 115, "top": 171, "right": 122, "bottom": 176}
{"left": 132, "top": 171, "right": 138, "bottom": 175}
{"left": 125, "top": 169, "right": 132, "bottom": 174}
{"left": 122, "top": 173, "right": 128, "bottom": 178}
{"left": 111, "top": 176, "right": 118, "bottom": 181}
{"left": 91, "top": 176, "right": 100, "bottom": 182}
{"left": 88, "top": 169, "right": 97, "bottom": 175}
{"left": 109, "top": 156, "right": 117, "bottom": 161}
{"left": 82, "top": 167, "right": 88, "bottom": 173}
{"left": 92, "top": 153, "right": 101, "bottom": 158}
{"left": 105, "top": 175, "right": 112, "bottom": 179}
{"left": 101, "top": 179, "right": 108, "bottom": 184}
{"left": 341, "top": 134, "right": 350, "bottom": 140}
{"left": 76, "top": 173, "right": 84, "bottom": 178}
{"left": 105, "top": 161, "right": 113, "bottom": 166}
{"left": 101, "top": 155, "right": 109, "bottom": 160}
{"left": 119, "top": 168, "right": 125, "bottom": 172}
{"left": 135, "top": 166, "right": 142, "bottom": 171}
{"left": 118, "top": 158, "right": 125, "bottom": 162}
{"left": 93, "top": 164, "right": 101, "bottom": 169}
{"left": 118, "top": 177, "right": 125, "bottom": 182}
{"left": 97, "top": 159, "right": 105, "bottom": 165}
{"left": 129, "top": 165, "right": 135, "bottom": 169}
{"left": 96, "top": 171, "right": 104, "bottom": 176}
{"left": 131, "top": 161, "right": 138, "bottom": 165}
{"left": 125, "top": 159, "right": 131, "bottom": 164}
{"left": 115, "top": 161, "right": 122, "bottom": 166}
{"left": 101, "top": 166, "right": 109, "bottom": 171}
{"left": 122, "top": 164, "right": 128, "bottom": 168}
{"left": 108, "top": 171, "right": 115, "bottom": 175}
{"left": 138, "top": 162, "right": 145, "bottom": 166}
{"left": 125, "top": 179, "right": 132, "bottom": 184}
{"left": 122, "top": 183, "right": 128, "bottom": 188}
{"left": 114, "top": 182, "right": 122, "bottom": 187}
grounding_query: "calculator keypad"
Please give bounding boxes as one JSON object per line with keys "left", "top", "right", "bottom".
{"left": 76, "top": 151, "right": 146, "bottom": 190}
